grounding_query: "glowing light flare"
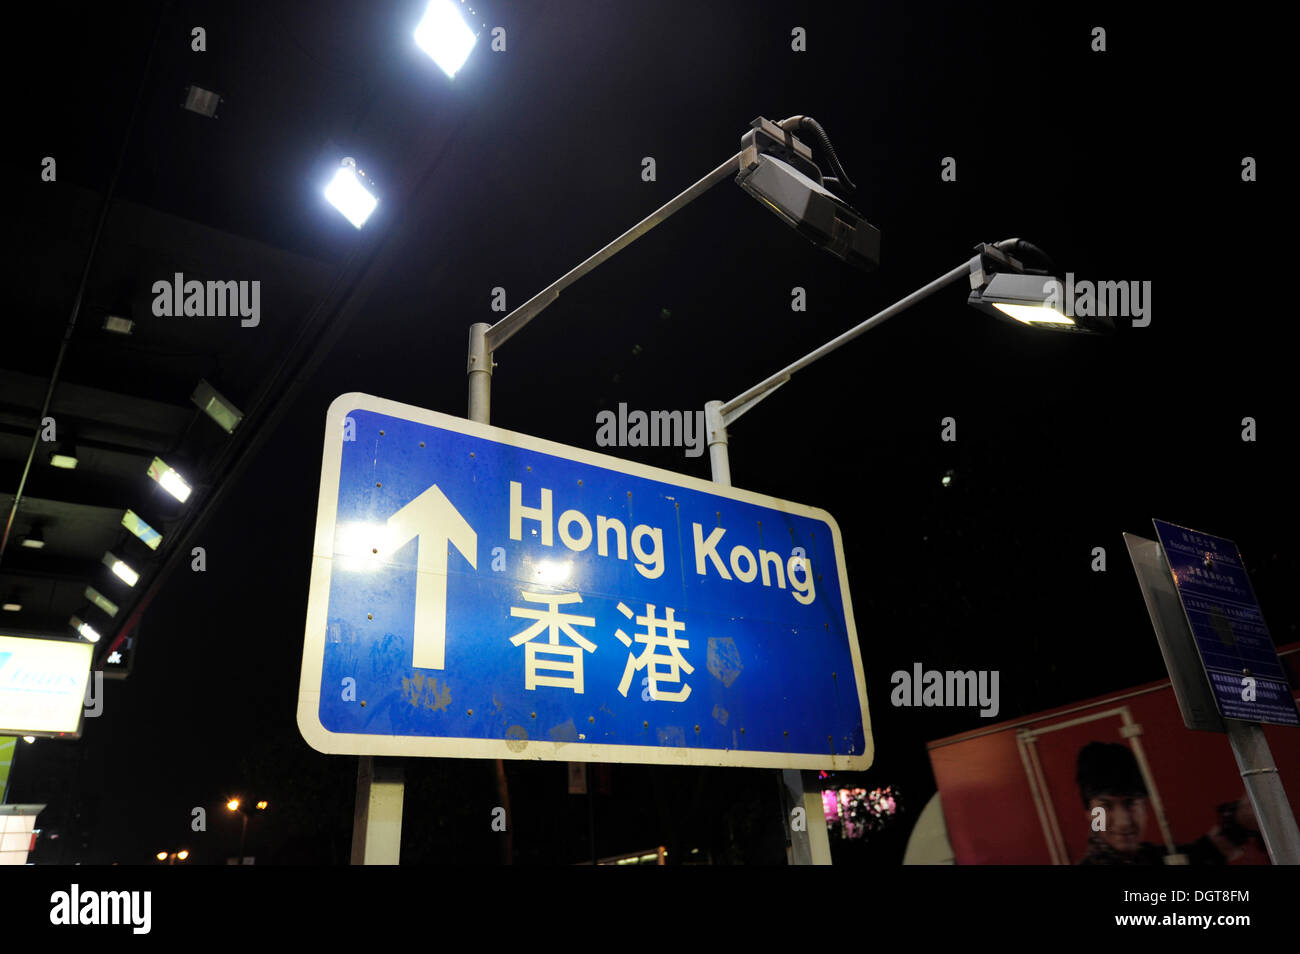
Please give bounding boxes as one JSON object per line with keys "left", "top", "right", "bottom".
{"left": 992, "top": 302, "right": 1075, "bottom": 325}
{"left": 530, "top": 559, "right": 573, "bottom": 586}
{"left": 111, "top": 560, "right": 139, "bottom": 587}
{"left": 324, "top": 161, "right": 378, "bottom": 229}
{"left": 414, "top": 0, "right": 479, "bottom": 78}
{"left": 333, "top": 521, "right": 398, "bottom": 572}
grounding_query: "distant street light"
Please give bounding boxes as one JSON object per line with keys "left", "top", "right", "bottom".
{"left": 156, "top": 849, "right": 189, "bottom": 864}
{"left": 226, "top": 797, "right": 269, "bottom": 863}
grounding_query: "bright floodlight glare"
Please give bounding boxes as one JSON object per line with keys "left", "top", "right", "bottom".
{"left": 23, "top": 736, "right": 35, "bottom": 743}
{"left": 148, "top": 457, "right": 192, "bottom": 503}
{"left": 156, "top": 851, "right": 168, "bottom": 861}
{"left": 20, "top": 529, "right": 44, "bottom": 549}
{"left": 324, "top": 159, "right": 378, "bottom": 229}
{"left": 70, "top": 615, "right": 101, "bottom": 642}
{"left": 103, "top": 551, "right": 140, "bottom": 587}
{"left": 334, "top": 521, "right": 393, "bottom": 572}
{"left": 49, "top": 451, "right": 78, "bottom": 469}
{"left": 532, "top": 560, "right": 573, "bottom": 585}
{"left": 177, "top": 850, "right": 190, "bottom": 860}
{"left": 736, "top": 153, "right": 880, "bottom": 271}
{"left": 227, "top": 799, "right": 240, "bottom": 812}
{"left": 414, "top": 0, "right": 479, "bottom": 78}
{"left": 2, "top": 602, "right": 21, "bottom": 612}
{"left": 993, "top": 303, "right": 1074, "bottom": 325}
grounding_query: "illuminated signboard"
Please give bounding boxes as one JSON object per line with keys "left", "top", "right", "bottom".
{"left": 0, "top": 635, "right": 94, "bottom": 736}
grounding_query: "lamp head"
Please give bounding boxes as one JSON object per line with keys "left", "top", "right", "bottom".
{"left": 967, "top": 245, "right": 1113, "bottom": 334}
{"left": 735, "top": 117, "right": 880, "bottom": 272}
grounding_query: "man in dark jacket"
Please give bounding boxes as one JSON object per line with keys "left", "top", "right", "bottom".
{"left": 1074, "top": 741, "right": 1256, "bottom": 865}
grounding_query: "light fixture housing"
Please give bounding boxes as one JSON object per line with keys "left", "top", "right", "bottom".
{"left": 103, "top": 314, "right": 135, "bottom": 335}
{"left": 70, "top": 615, "right": 101, "bottom": 642}
{"left": 148, "top": 457, "right": 193, "bottom": 503}
{"left": 49, "top": 446, "right": 78, "bottom": 469}
{"left": 103, "top": 551, "right": 140, "bottom": 587}
{"left": 182, "top": 84, "right": 222, "bottom": 118}
{"left": 85, "top": 586, "right": 119, "bottom": 617}
{"left": 324, "top": 158, "right": 378, "bottom": 229}
{"left": 414, "top": 0, "right": 482, "bottom": 78}
{"left": 122, "top": 509, "right": 163, "bottom": 550}
{"left": 191, "top": 379, "right": 244, "bottom": 433}
{"left": 968, "top": 271, "right": 1113, "bottom": 334}
{"left": 736, "top": 152, "right": 880, "bottom": 272}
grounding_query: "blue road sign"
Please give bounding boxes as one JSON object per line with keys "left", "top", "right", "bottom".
{"left": 1153, "top": 519, "right": 1300, "bottom": 727}
{"left": 298, "top": 393, "right": 871, "bottom": 769}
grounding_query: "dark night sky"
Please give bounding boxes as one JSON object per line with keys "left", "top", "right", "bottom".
{"left": 4, "top": 1, "right": 1291, "bottom": 865}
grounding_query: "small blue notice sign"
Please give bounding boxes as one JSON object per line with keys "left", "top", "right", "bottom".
{"left": 1153, "top": 519, "right": 1299, "bottom": 727}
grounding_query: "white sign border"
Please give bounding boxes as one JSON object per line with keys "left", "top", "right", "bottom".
{"left": 297, "top": 392, "right": 872, "bottom": 771}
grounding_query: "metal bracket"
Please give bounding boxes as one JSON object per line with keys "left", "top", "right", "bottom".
{"left": 738, "top": 117, "right": 821, "bottom": 185}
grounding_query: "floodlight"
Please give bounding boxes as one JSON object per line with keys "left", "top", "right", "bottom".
{"left": 192, "top": 379, "right": 244, "bottom": 433}
{"left": 227, "top": 799, "right": 240, "bottom": 812}
{"left": 85, "top": 586, "right": 119, "bottom": 617}
{"left": 177, "top": 850, "right": 190, "bottom": 860}
{"left": 148, "top": 457, "right": 192, "bottom": 503}
{"left": 49, "top": 446, "right": 78, "bottom": 469}
{"left": 70, "top": 615, "right": 101, "bottom": 642}
{"left": 20, "top": 529, "right": 44, "bottom": 549}
{"left": 103, "top": 314, "right": 135, "bottom": 335}
{"left": 156, "top": 851, "right": 168, "bottom": 862}
{"left": 2, "top": 602, "right": 20, "bottom": 612}
{"left": 182, "top": 84, "right": 222, "bottom": 118}
{"left": 736, "top": 153, "right": 880, "bottom": 271}
{"left": 324, "top": 157, "right": 378, "bottom": 229}
{"left": 103, "top": 551, "right": 139, "bottom": 586}
{"left": 968, "top": 271, "right": 1113, "bottom": 334}
{"left": 122, "top": 510, "right": 162, "bottom": 550}
{"left": 414, "top": 0, "right": 480, "bottom": 78}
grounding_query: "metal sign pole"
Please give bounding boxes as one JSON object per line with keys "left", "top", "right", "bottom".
{"left": 469, "top": 321, "right": 516, "bottom": 866}
{"left": 1225, "top": 721, "right": 1300, "bottom": 864}
{"left": 350, "top": 755, "right": 403, "bottom": 864}
{"left": 705, "top": 401, "right": 832, "bottom": 866}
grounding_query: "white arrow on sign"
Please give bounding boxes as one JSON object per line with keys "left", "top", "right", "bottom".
{"left": 384, "top": 484, "right": 477, "bottom": 670}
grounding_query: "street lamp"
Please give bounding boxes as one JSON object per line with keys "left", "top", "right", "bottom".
{"left": 703, "top": 236, "right": 1111, "bottom": 482}
{"left": 156, "top": 849, "right": 189, "bottom": 864}
{"left": 466, "top": 115, "right": 878, "bottom": 420}
{"left": 226, "top": 797, "right": 268, "bottom": 864}
{"left": 459, "top": 115, "right": 1106, "bottom": 866}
